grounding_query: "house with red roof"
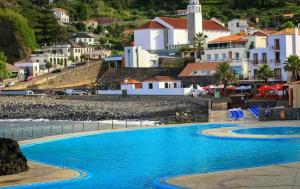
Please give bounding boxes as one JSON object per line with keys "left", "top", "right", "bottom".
{"left": 203, "top": 32, "right": 268, "bottom": 79}
{"left": 133, "top": 0, "right": 230, "bottom": 52}
{"left": 249, "top": 28, "right": 300, "bottom": 82}
{"left": 97, "top": 76, "right": 193, "bottom": 96}
{"left": 52, "top": 7, "right": 69, "bottom": 24}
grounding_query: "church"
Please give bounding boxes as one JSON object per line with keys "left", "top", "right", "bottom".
{"left": 133, "top": 0, "right": 231, "bottom": 51}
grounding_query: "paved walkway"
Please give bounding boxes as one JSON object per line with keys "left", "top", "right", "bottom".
{"left": 167, "top": 162, "right": 300, "bottom": 189}
{"left": 0, "top": 162, "right": 79, "bottom": 187}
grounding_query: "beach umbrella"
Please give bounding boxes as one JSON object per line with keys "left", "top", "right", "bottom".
{"left": 227, "top": 85, "right": 237, "bottom": 90}
{"left": 258, "top": 85, "right": 271, "bottom": 91}
{"left": 271, "top": 84, "right": 283, "bottom": 91}
{"left": 236, "top": 85, "right": 251, "bottom": 90}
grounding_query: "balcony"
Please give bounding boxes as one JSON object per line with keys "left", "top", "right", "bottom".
{"left": 206, "top": 44, "right": 246, "bottom": 50}
{"left": 260, "top": 59, "right": 268, "bottom": 64}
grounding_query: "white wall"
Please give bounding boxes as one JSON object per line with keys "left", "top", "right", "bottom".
{"left": 124, "top": 46, "right": 159, "bottom": 68}
{"left": 170, "top": 29, "right": 188, "bottom": 45}
{"left": 204, "top": 30, "right": 231, "bottom": 42}
{"left": 134, "top": 29, "right": 165, "bottom": 50}
{"left": 97, "top": 81, "right": 193, "bottom": 96}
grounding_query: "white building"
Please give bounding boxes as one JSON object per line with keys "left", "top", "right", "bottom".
{"left": 71, "top": 33, "right": 95, "bottom": 45}
{"left": 84, "top": 19, "right": 98, "bottom": 30}
{"left": 249, "top": 28, "right": 300, "bottom": 81}
{"left": 70, "top": 42, "right": 94, "bottom": 62}
{"left": 227, "top": 19, "right": 249, "bottom": 34}
{"left": 89, "top": 50, "right": 111, "bottom": 60}
{"left": 97, "top": 76, "right": 193, "bottom": 96}
{"left": 133, "top": 0, "right": 230, "bottom": 51}
{"left": 14, "top": 61, "right": 44, "bottom": 77}
{"left": 203, "top": 32, "right": 268, "bottom": 79}
{"left": 124, "top": 46, "right": 159, "bottom": 68}
{"left": 52, "top": 8, "right": 69, "bottom": 24}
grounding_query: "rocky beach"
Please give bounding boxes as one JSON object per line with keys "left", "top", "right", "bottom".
{"left": 0, "top": 96, "right": 208, "bottom": 121}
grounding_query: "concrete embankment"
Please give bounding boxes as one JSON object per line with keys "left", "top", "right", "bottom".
{"left": 0, "top": 96, "right": 208, "bottom": 121}
{"left": 7, "top": 62, "right": 103, "bottom": 90}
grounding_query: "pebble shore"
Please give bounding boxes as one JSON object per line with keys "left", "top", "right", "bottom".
{"left": 0, "top": 96, "right": 205, "bottom": 121}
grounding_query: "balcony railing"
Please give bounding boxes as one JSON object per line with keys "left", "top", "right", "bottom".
{"left": 207, "top": 58, "right": 248, "bottom": 63}
{"left": 251, "top": 59, "right": 281, "bottom": 65}
{"left": 206, "top": 45, "right": 246, "bottom": 50}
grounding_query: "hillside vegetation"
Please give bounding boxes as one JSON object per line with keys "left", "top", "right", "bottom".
{"left": 0, "top": 8, "right": 37, "bottom": 63}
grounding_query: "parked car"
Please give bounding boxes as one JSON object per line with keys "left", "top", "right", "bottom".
{"left": 52, "top": 90, "right": 68, "bottom": 96}
{"left": 51, "top": 69, "right": 61, "bottom": 73}
{"left": 67, "top": 64, "right": 76, "bottom": 68}
{"left": 6, "top": 81, "right": 15, "bottom": 87}
{"left": 25, "top": 76, "right": 33, "bottom": 82}
{"left": 0, "top": 83, "right": 5, "bottom": 89}
{"left": 65, "top": 89, "right": 88, "bottom": 96}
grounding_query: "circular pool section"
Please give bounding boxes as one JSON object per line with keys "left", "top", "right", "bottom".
{"left": 233, "top": 127, "right": 300, "bottom": 136}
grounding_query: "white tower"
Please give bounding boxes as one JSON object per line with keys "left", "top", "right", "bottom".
{"left": 187, "top": 0, "right": 203, "bottom": 44}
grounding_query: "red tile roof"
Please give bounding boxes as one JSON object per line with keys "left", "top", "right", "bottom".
{"left": 53, "top": 7, "right": 68, "bottom": 13}
{"left": 272, "top": 28, "right": 300, "bottom": 35}
{"left": 159, "top": 17, "right": 187, "bottom": 29}
{"left": 136, "top": 21, "right": 167, "bottom": 30}
{"left": 203, "top": 20, "right": 229, "bottom": 31}
{"left": 209, "top": 33, "right": 246, "bottom": 43}
{"left": 144, "top": 76, "right": 177, "bottom": 82}
{"left": 122, "top": 78, "right": 141, "bottom": 84}
{"left": 179, "top": 62, "right": 220, "bottom": 77}
{"left": 158, "top": 17, "right": 229, "bottom": 31}
{"left": 253, "top": 31, "right": 268, "bottom": 36}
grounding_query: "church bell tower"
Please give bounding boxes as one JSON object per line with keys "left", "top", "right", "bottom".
{"left": 187, "top": 0, "right": 203, "bottom": 44}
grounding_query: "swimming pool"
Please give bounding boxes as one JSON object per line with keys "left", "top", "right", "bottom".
{"left": 4, "top": 124, "right": 300, "bottom": 189}
{"left": 233, "top": 126, "right": 300, "bottom": 135}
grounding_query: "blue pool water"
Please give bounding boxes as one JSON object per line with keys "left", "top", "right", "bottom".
{"left": 5, "top": 124, "right": 300, "bottom": 189}
{"left": 234, "top": 127, "right": 300, "bottom": 135}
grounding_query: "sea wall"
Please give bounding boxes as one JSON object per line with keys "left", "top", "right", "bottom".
{"left": 0, "top": 96, "right": 209, "bottom": 121}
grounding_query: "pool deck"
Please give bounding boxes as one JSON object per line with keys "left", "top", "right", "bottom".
{"left": 2, "top": 112, "right": 300, "bottom": 188}
{"left": 0, "top": 162, "right": 79, "bottom": 187}
{"left": 167, "top": 162, "right": 300, "bottom": 189}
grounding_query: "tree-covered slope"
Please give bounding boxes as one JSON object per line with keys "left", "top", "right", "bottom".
{"left": 0, "top": 8, "right": 37, "bottom": 63}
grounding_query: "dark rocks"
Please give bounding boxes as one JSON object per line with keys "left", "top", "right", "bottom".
{"left": 0, "top": 96, "right": 208, "bottom": 121}
{"left": 0, "top": 138, "right": 29, "bottom": 176}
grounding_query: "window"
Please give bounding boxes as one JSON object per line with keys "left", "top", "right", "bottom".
{"left": 165, "top": 83, "right": 169, "bottom": 88}
{"left": 149, "top": 83, "right": 153, "bottom": 89}
{"left": 262, "top": 53, "right": 267, "bottom": 64}
{"left": 275, "top": 39, "right": 280, "bottom": 50}
{"left": 235, "top": 52, "right": 240, "bottom": 60}
{"left": 222, "top": 53, "right": 227, "bottom": 60}
{"left": 174, "top": 83, "right": 177, "bottom": 88}
{"left": 127, "top": 49, "right": 131, "bottom": 54}
{"left": 236, "top": 22, "right": 240, "bottom": 27}
{"left": 214, "top": 54, "right": 219, "bottom": 61}
{"left": 253, "top": 53, "right": 258, "bottom": 64}
{"left": 274, "top": 68, "right": 282, "bottom": 79}
{"left": 207, "top": 54, "right": 211, "bottom": 61}
{"left": 275, "top": 52, "right": 280, "bottom": 63}
{"left": 254, "top": 69, "right": 258, "bottom": 80}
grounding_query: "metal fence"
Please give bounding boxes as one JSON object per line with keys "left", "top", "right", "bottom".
{"left": 1, "top": 115, "right": 208, "bottom": 141}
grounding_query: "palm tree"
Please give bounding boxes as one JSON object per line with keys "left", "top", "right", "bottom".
{"left": 257, "top": 64, "right": 274, "bottom": 83}
{"left": 193, "top": 32, "right": 207, "bottom": 61}
{"left": 214, "top": 62, "right": 236, "bottom": 96}
{"left": 284, "top": 55, "right": 300, "bottom": 81}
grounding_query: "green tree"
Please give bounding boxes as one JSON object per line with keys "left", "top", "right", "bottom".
{"left": 279, "top": 21, "right": 295, "bottom": 30}
{"left": 214, "top": 62, "right": 236, "bottom": 96}
{"left": 0, "top": 52, "right": 9, "bottom": 81}
{"left": 193, "top": 33, "right": 207, "bottom": 60}
{"left": 45, "top": 61, "right": 52, "bottom": 73}
{"left": 284, "top": 55, "right": 300, "bottom": 81}
{"left": 58, "top": 59, "right": 64, "bottom": 68}
{"left": 257, "top": 64, "right": 274, "bottom": 83}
